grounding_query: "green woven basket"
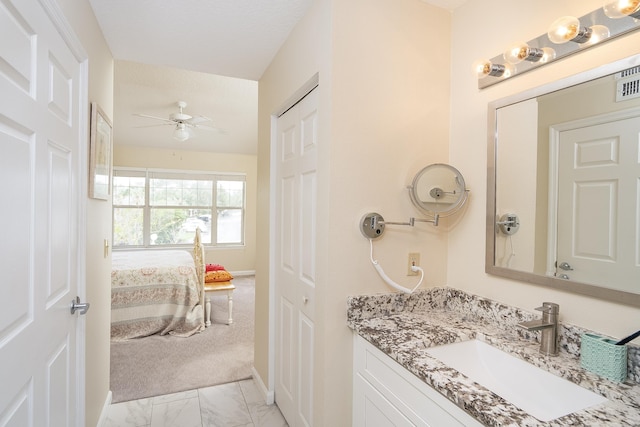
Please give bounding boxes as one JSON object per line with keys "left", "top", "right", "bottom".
{"left": 580, "top": 333, "right": 627, "bottom": 383}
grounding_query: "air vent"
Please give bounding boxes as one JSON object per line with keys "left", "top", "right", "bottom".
{"left": 615, "top": 65, "right": 640, "bottom": 102}
{"left": 616, "top": 65, "right": 640, "bottom": 79}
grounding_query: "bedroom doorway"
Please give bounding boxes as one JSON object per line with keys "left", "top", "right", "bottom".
{"left": 273, "top": 85, "right": 318, "bottom": 426}
{"left": 0, "top": 0, "right": 88, "bottom": 424}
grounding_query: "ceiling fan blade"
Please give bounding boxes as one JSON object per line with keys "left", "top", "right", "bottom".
{"left": 191, "top": 124, "right": 227, "bottom": 134}
{"left": 134, "top": 103, "right": 224, "bottom": 140}
{"left": 133, "top": 123, "right": 175, "bottom": 128}
{"left": 133, "top": 113, "right": 175, "bottom": 124}
{"left": 187, "top": 115, "right": 212, "bottom": 124}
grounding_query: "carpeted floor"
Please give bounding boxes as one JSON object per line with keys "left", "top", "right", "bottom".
{"left": 110, "top": 276, "right": 255, "bottom": 403}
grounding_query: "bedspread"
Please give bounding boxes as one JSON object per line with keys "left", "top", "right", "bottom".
{"left": 111, "top": 250, "right": 205, "bottom": 340}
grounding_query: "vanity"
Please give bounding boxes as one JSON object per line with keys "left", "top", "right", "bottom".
{"left": 349, "top": 4, "right": 640, "bottom": 424}
{"left": 348, "top": 288, "right": 640, "bottom": 426}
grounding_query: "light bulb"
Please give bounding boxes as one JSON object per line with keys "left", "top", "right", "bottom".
{"left": 173, "top": 123, "right": 189, "bottom": 142}
{"left": 473, "top": 59, "right": 511, "bottom": 79}
{"left": 603, "top": 0, "right": 640, "bottom": 19}
{"left": 503, "top": 43, "right": 556, "bottom": 64}
{"left": 548, "top": 16, "right": 589, "bottom": 44}
{"left": 585, "top": 25, "right": 610, "bottom": 45}
{"left": 503, "top": 43, "right": 529, "bottom": 64}
{"left": 538, "top": 47, "right": 557, "bottom": 63}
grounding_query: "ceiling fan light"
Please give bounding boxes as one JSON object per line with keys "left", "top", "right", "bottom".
{"left": 173, "top": 124, "right": 190, "bottom": 142}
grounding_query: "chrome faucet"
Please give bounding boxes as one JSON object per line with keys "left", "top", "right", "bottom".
{"left": 517, "top": 302, "right": 559, "bottom": 356}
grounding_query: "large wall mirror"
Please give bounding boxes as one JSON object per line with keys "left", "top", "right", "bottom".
{"left": 486, "top": 53, "right": 640, "bottom": 307}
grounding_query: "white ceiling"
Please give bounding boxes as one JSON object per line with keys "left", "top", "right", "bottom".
{"left": 114, "top": 61, "right": 258, "bottom": 155}
{"left": 90, "top": 0, "right": 466, "bottom": 155}
{"left": 89, "top": 0, "right": 314, "bottom": 81}
{"left": 422, "top": 0, "right": 469, "bottom": 11}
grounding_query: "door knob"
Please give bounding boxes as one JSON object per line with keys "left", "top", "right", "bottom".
{"left": 70, "top": 296, "right": 90, "bottom": 315}
{"left": 558, "top": 274, "right": 570, "bottom": 280}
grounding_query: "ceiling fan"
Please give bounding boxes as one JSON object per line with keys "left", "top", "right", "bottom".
{"left": 134, "top": 101, "right": 222, "bottom": 141}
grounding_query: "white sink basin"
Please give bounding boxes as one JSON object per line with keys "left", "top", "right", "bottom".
{"left": 425, "top": 339, "right": 607, "bottom": 422}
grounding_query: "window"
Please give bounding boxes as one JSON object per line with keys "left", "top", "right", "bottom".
{"left": 113, "top": 168, "right": 245, "bottom": 248}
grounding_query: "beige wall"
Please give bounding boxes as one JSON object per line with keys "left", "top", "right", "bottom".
{"left": 56, "top": 1, "right": 114, "bottom": 426}
{"left": 449, "top": 0, "right": 640, "bottom": 337}
{"left": 257, "top": 0, "right": 451, "bottom": 424}
{"left": 538, "top": 73, "right": 640, "bottom": 128}
{"left": 113, "top": 145, "right": 258, "bottom": 272}
{"left": 255, "top": 0, "right": 332, "bottom": 403}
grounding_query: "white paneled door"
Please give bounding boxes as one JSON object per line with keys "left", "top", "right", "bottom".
{"left": 274, "top": 88, "right": 318, "bottom": 427}
{"left": 0, "top": 0, "right": 87, "bottom": 425}
{"left": 556, "top": 113, "right": 640, "bottom": 290}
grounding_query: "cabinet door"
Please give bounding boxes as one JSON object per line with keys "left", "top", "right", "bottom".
{"left": 354, "top": 373, "right": 415, "bottom": 427}
{"left": 353, "top": 335, "right": 483, "bottom": 427}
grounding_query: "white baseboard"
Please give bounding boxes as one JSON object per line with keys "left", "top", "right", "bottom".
{"left": 251, "top": 366, "right": 274, "bottom": 405}
{"left": 231, "top": 270, "right": 255, "bottom": 277}
{"left": 96, "top": 390, "right": 113, "bottom": 427}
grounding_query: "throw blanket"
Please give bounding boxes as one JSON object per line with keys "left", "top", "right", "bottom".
{"left": 111, "top": 250, "right": 205, "bottom": 340}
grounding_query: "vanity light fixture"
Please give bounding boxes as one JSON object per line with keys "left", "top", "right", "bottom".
{"left": 547, "top": 16, "right": 610, "bottom": 45}
{"left": 603, "top": 0, "right": 640, "bottom": 19}
{"left": 503, "top": 43, "right": 556, "bottom": 64}
{"left": 476, "top": 3, "right": 640, "bottom": 88}
{"left": 474, "top": 59, "right": 514, "bottom": 79}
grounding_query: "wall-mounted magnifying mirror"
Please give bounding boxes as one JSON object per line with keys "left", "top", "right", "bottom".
{"left": 409, "top": 163, "right": 468, "bottom": 217}
{"left": 486, "top": 53, "right": 640, "bottom": 307}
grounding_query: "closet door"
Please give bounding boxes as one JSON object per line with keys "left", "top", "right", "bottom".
{"left": 274, "top": 88, "right": 318, "bottom": 427}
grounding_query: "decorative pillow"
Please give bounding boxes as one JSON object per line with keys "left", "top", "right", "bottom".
{"left": 205, "top": 270, "right": 234, "bottom": 283}
{"left": 206, "top": 263, "right": 225, "bottom": 272}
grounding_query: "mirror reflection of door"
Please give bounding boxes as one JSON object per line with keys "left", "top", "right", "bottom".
{"left": 555, "top": 114, "right": 640, "bottom": 291}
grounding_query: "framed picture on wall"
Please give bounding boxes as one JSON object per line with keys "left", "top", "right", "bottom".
{"left": 89, "top": 102, "right": 113, "bottom": 200}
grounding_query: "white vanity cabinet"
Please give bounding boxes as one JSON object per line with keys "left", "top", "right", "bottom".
{"left": 353, "top": 335, "right": 484, "bottom": 427}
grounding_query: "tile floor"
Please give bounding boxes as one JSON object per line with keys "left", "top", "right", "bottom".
{"left": 104, "top": 378, "right": 288, "bottom": 427}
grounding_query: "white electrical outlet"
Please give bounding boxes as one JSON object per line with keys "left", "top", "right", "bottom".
{"left": 407, "top": 252, "right": 420, "bottom": 276}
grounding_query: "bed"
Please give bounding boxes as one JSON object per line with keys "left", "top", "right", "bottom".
{"left": 110, "top": 230, "right": 207, "bottom": 340}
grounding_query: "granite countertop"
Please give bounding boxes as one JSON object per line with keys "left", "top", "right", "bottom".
{"left": 347, "top": 287, "right": 640, "bottom": 426}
